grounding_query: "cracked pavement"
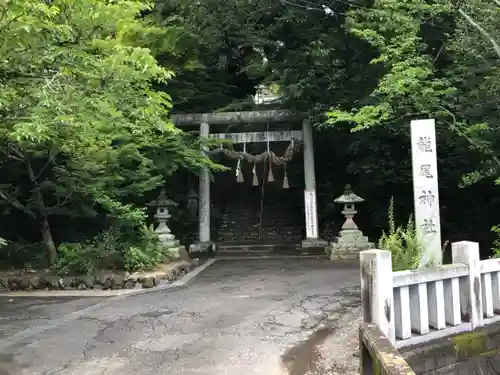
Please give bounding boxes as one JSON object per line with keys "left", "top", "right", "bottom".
{"left": 0, "top": 258, "right": 361, "bottom": 375}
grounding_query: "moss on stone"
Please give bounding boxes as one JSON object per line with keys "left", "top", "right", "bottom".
{"left": 452, "top": 331, "right": 488, "bottom": 360}
{"left": 372, "top": 356, "right": 382, "bottom": 375}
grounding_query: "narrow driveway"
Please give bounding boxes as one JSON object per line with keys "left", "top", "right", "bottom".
{"left": 0, "top": 258, "right": 361, "bottom": 375}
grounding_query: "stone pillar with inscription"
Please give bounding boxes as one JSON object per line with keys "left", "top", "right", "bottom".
{"left": 411, "top": 119, "right": 442, "bottom": 266}
{"left": 328, "top": 185, "right": 374, "bottom": 260}
{"left": 301, "top": 119, "right": 327, "bottom": 250}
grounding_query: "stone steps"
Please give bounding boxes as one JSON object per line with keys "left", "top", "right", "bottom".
{"left": 216, "top": 243, "right": 326, "bottom": 258}
{"left": 216, "top": 183, "right": 304, "bottom": 247}
{"left": 219, "top": 243, "right": 301, "bottom": 251}
{"left": 216, "top": 243, "right": 307, "bottom": 258}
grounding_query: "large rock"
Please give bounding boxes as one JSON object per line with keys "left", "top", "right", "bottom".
{"left": 163, "top": 270, "right": 175, "bottom": 282}
{"left": 142, "top": 277, "right": 155, "bottom": 288}
{"left": 75, "top": 275, "right": 94, "bottom": 290}
{"left": 19, "top": 276, "right": 31, "bottom": 290}
{"left": 8, "top": 278, "right": 20, "bottom": 291}
{"left": 29, "top": 276, "right": 45, "bottom": 289}
{"left": 175, "top": 263, "right": 191, "bottom": 275}
{"left": 124, "top": 279, "right": 136, "bottom": 289}
{"left": 94, "top": 272, "right": 114, "bottom": 289}
{"left": 47, "top": 276, "right": 61, "bottom": 290}
{"left": 59, "top": 277, "right": 75, "bottom": 289}
{"left": 112, "top": 275, "right": 125, "bottom": 289}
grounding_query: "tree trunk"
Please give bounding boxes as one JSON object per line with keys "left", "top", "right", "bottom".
{"left": 25, "top": 160, "right": 58, "bottom": 265}
{"left": 41, "top": 216, "right": 57, "bottom": 266}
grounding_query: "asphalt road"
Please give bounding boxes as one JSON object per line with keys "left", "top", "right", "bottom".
{"left": 0, "top": 258, "right": 361, "bottom": 375}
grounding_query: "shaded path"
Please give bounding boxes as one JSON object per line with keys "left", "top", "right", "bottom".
{"left": 0, "top": 258, "right": 361, "bottom": 375}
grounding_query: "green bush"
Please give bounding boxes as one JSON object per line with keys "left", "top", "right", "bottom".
{"left": 378, "top": 198, "right": 423, "bottom": 271}
{"left": 491, "top": 225, "right": 500, "bottom": 258}
{"left": 52, "top": 243, "right": 103, "bottom": 275}
{"left": 121, "top": 225, "right": 178, "bottom": 272}
{"left": 52, "top": 224, "right": 177, "bottom": 275}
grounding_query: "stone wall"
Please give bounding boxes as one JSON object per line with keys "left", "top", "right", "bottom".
{"left": 359, "top": 323, "right": 415, "bottom": 375}
{"left": 0, "top": 260, "right": 198, "bottom": 292}
{"left": 401, "top": 323, "right": 500, "bottom": 374}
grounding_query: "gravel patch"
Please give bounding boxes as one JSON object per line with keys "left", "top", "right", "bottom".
{"left": 318, "top": 303, "right": 361, "bottom": 375}
{"left": 280, "top": 286, "right": 361, "bottom": 375}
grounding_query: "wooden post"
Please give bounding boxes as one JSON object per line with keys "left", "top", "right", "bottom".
{"left": 360, "top": 249, "right": 396, "bottom": 343}
{"left": 452, "top": 241, "right": 483, "bottom": 329}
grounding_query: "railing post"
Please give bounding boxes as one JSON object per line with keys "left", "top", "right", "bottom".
{"left": 452, "top": 241, "right": 483, "bottom": 329}
{"left": 360, "top": 249, "right": 395, "bottom": 343}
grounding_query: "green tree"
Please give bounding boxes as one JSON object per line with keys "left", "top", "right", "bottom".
{"left": 0, "top": 0, "right": 213, "bottom": 264}
{"left": 326, "top": 0, "right": 454, "bottom": 129}
{"left": 147, "top": 0, "right": 500, "bottom": 254}
{"left": 325, "top": 0, "right": 500, "bottom": 186}
{"left": 442, "top": 0, "right": 500, "bottom": 186}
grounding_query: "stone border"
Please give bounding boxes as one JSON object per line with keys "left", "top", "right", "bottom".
{"left": 360, "top": 323, "right": 416, "bottom": 375}
{"left": 0, "top": 259, "right": 201, "bottom": 294}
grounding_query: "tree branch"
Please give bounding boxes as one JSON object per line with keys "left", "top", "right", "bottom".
{"left": 439, "top": 105, "right": 500, "bottom": 168}
{"left": 46, "top": 191, "right": 73, "bottom": 214}
{"left": 8, "top": 144, "right": 25, "bottom": 162}
{"left": 0, "top": 189, "right": 36, "bottom": 219}
{"left": 25, "top": 159, "right": 50, "bottom": 217}
{"left": 0, "top": 14, "right": 21, "bottom": 34}
{"left": 33, "top": 148, "right": 57, "bottom": 182}
{"left": 458, "top": 8, "right": 500, "bottom": 60}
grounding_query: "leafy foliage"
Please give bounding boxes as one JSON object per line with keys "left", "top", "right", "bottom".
{"left": 2, "top": 0, "right": 500, "bottom": 269}
{"left": 326, "top": 0, "right": 455, "bottom": 130}
{"left": 0, "top": 0, "right": 216, "bottom": 266}
{"left": 491, "top": 226, "right": 500, "bottom": 259}
{"left": 378, "top": 198, "right": 422, "bottom": 271}
{"left": 52, "top": 225, "right": 178, "bottom": 275}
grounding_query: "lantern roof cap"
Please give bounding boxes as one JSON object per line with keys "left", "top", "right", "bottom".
{"left": 334, "top": 184, "right": 364, "bottom": 204}
{"left": 147, "top": 189, "right": 177, "bottom": 207}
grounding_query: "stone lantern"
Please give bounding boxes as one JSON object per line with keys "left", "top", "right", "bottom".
{"left": 328, "top": 184, "right": 374, "bottom": 260}
{"left": 334, "top": 184, "right": 364, "bottom": 230}
{"left": 148, "top": 189, "right": 180, "bottom": 252}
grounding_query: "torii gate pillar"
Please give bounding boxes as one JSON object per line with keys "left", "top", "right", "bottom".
{"left": 301, "top": 119, "right": 327, "bottom": 249}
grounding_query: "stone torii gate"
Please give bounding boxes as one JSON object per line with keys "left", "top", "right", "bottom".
{"left": 171, "top": 109, "right": 328, "bottom": 251}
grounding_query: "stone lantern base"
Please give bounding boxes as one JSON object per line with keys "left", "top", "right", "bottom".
{"left": 156, "top": 230, "right": 184, "bottom": 260}
{"left": 328, "top": 229, "right": 374, "bottom": 260}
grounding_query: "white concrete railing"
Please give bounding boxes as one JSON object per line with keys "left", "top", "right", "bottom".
{"left": 360, "top": 241, "right": 500, "bottom": 349}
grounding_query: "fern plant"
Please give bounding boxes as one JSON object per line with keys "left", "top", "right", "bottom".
{"left": 491, "top": 225, "right": 500, "bottom": 258}
{"left": 378, "top": 197, "right": 423, "bottom": 271}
